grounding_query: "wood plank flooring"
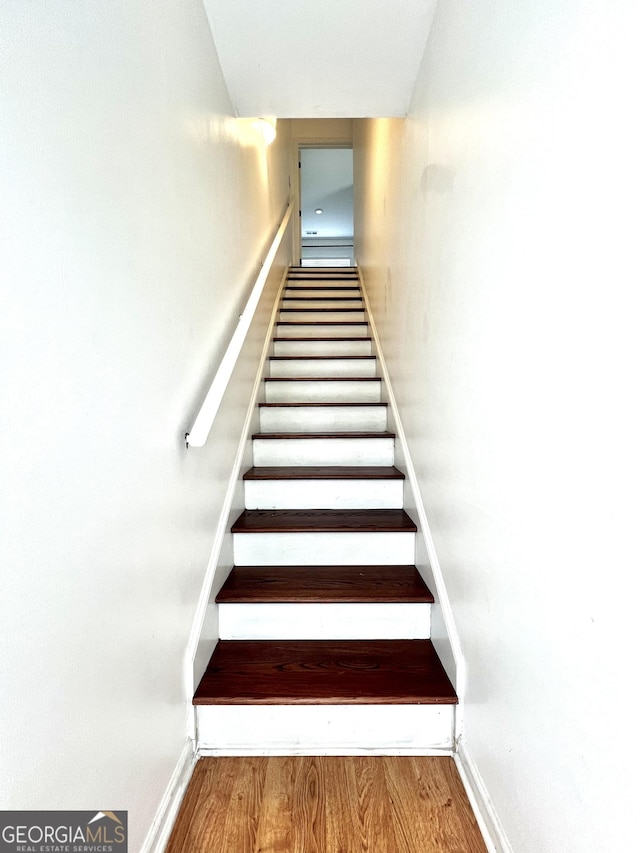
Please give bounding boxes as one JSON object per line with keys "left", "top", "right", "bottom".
{"left": 166, "top": 756, "right": 487, "bottom": 853}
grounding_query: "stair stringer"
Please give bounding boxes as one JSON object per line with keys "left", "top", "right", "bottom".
{"left": 185, "top": 265, "right": 291, "bottom": 739}
{"left": 357, "top": 266, "right": 467, "bottom": 745}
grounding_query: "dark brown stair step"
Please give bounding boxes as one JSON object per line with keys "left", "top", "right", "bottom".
{"left": 265, "top": 376, "right": 381, "bottom": 382}
{"left": 287, "top": 278, "right": 358, "bottom": 281}
{"left": 282, "top": 297, "right": 362, "bottom": 302}
{"left": 244, "top": 466, "right": 404, "bottom": 480}
{"left": 284, "top": 286, "right": 361, "bottom": 292}
{"left": 216, "top": 565, "right": 433, "bottom": 603}
{"left": 287, "top": 274, "right": 358, "bottom": 279}
{"left": 288, "top": 265, "right": 356, "bottom": 269}
{"left": 270, "top": 355, "right": 375, "bottom": 361}
{"left": 253, "top": 431, "right": 395, "bottom": 439}
{"left": 272, "top": 336, "right": 373, "bottom": 343}
{"left": 276, "top": 321, "right": 368, "bottom": 327}
{"left": 193, "top": 639, "right": 457, "bottom": 705}
{"left": 280, "top": 308, "right": 364, "bottom": 313}
{"left": 258, "top": 402, "right": 386, "bottom": 408}
{"left": 286, "top": 275, "right": 358, "bottom": 279}
{"left": 287, "top": 272, "right": 358, "bottom": 277}
{"left": 230, "top": 509, "right": 417, "bottom": 534}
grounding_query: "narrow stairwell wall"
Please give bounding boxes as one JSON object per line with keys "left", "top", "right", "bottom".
{"left": 353, "top": 1, "right": 640, "bottom": 851}
{"left": 1, "top": 3, "right": 291, "bottom": 850}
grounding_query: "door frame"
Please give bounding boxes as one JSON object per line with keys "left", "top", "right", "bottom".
{"left": 291, "top": 139, "right": 353, "bottom": 266}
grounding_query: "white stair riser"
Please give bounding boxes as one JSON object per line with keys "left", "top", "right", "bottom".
{"left": 259, "top": 405, "right": 387, "bottom": 433}
{"left": 269, "top": 358, "right": 377, "bottom": 378}
{"left": 273, "top": 339, "right": 372, "bottom": 356}
{"left": 282, "top": 299, "right": 363, "bottom": 309}
{"left": 219, "top": 602, "right": 431, "bottom": 640}
{"left": 280, "top": 311, "right": 366, "bottom": 323}
{"left": 244, "top": 478, "right": 404, "bottom": 509}
{"left": 252, "top": 437, "right": 395, "bottom": 467}
{"left": 285, "top": 288, "right": 361, "bottom": 299}
{"left": 265, "top": 380, "right": 381, "bottom": 403}
{"left": 276, "top": 324, "right": 368, "bottom": 338}
{"left": 196, "top": 704, "right": 454, "bottom": 754}
{"left": 233, "top": 531, "right": 415, "bottom": 566}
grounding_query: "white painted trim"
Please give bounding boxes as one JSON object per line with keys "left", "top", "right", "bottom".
{"left": 184, "top": 264, "right": 291, "bottom": 736}
{"left": 455, "top": 743, "right": 514, "bottom": 853}
{"left": 356, "top": 266, "right": 467, "bottom": 738}
{"left": 186, "top": 203, "right": 293, "bottom": 447}
{"left": 140, "top": 739, "right": 197, "bottom": 853}
{"left": 291, "top": 134, "right": 354, "bottom": 264}
{"left": 197, "top": 704, "right": 454, "bottom": 754}
{"left": 199, "top": 746, "right": 453, "bottom": 757}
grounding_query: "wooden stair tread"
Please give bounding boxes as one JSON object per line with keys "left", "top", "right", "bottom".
{"left": 259, "top": 402, "right": 386, "bottom": 408}
{"left": 270, "top": 355, "right": 375, "bottom": 360}
{"left": 252, "top": 431, "right": 396, "bottom": 439}
{"left": 277, "top": 321, "right": 368, "bottom": 327}
{"left": 288, "top": 265, "right": 356, "bottom": 269}
{"left": 285, "top": 285, "right": 359, "bottom": 288}
{"left": 244, "top": 466, "right": 404, "bottom": 480}
{"left": 287, "top": 274, "right": 358, "bottom": 278}
{"left": 282, "top": 297, "right": 362, "bottom": 302}
{"left": 231, "top": 509, "right": 416, "bottom": 534}
{"left": 280, "top": 307, "right": 364, "bottom": 313}
{"left": 287, "top": 277, "right": 358, "bottom": 281}
{"left": 272, "top": 336, "right": 372, "bottom": 342}
{"left": 265, "top": 376, "right": 380, "bottom": 382}
{"left": 193, "top": 640, "right": 457, "bottom": 705}
{"left": 217, "top": 565, "right": 433, "bottom": 603}
{"left": 285, "top": 286, "right": 361, "bottom": 291}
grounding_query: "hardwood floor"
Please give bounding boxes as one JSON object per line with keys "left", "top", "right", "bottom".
{"left": 166, "top": 756, "right": 486, "bottom": 852}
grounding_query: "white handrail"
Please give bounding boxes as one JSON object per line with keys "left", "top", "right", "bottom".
{"left": 185, "top": 203, "right": 293, "bottom": 448}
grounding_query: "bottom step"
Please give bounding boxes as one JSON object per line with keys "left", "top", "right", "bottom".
{"left": 194, "top": 639, "right": 456, "bottom": 753}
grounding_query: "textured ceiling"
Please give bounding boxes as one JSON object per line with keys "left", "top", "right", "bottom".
{"left": 203, "top": 0, "right": 437, "bottom": 117}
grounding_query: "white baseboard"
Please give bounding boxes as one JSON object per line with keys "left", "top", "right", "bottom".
{"left": 140, "top": 739, "right": 197, "bottom": 853}
{"left": 198, "top": 746, "right": 453, "bottom": 757}
{"left": 454, "top": 742, "right": 514, "bottom": 853}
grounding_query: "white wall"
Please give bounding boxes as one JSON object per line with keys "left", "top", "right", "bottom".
{"left": 202, "top": 0, "right": 438, "bottom": 117}
{"left": 354, "top": 1, "right": 639, "bottom": 851}
{"left": 0, "top": 1, "right": 290, "bottom": 848}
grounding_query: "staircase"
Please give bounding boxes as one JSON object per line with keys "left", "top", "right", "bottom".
{"left": 193, "top": 267, "right": 457, "bottom": 754}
